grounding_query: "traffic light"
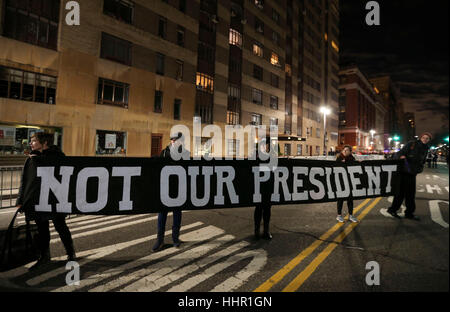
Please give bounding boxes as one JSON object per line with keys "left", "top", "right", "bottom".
{"left": 445, "top": 136, "right": 449, "bottom": 143}
{"left": 393, "top": 135, "right": 400, "bottom": 141}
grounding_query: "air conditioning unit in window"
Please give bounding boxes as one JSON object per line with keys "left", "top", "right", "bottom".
{"left": 257, "top": 26, "right": 263, "bottom": 33}
{"left": 212, "top": 15, "right": 219, "bottom": 23}
{"left": 256, "top": 3, "right": 263, "bottom": 9}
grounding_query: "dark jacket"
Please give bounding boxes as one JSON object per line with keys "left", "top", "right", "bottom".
{"left": 17, "top": 145, "right": 66, "bottom": 221}
{"left": 160, "top": 144, "right": 190, "bottom": 159}
{"left": 336, "top": 153, "right": 356, "bottom": 163}
{"left": 397, "top": 139, "right": 429, "bottom": 175}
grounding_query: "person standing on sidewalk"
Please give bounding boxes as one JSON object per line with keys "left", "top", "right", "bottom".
{"left": 432, "top": 152, "right": 438, "bottom": 168}
{"left": 336, "top": 146, "right": 359, "bottom": 223}
{"left": 386, "top": 132, "right": 431, "bottom": 220}
{"left": 17, "top": 132, "right": 76, "bottom": 270}
{"left": 152, "top": 132, "right": 189, "bottom": 252}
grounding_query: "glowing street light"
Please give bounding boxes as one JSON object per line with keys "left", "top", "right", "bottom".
{"left": 320, "top": 107, "right": 331, "bottom": 156}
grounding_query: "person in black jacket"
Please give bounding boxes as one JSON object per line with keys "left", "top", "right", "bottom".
{"left": 153, "top": 132, "right": 189, "bottom": 252}
{"left": 335, "top": 146, "right": 358, "bottom": 223}
{"left": 387, "top": 132, "right": 431, "bottom": 220}
{"left": 252, "top": 139, "right": 273, "bottom": 240}
{"left": 17, "top": 132, "right": 76, "bottom": 270}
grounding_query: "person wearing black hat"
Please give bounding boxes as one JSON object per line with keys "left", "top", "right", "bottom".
{"left": 153, "top": 132, "right": 189, "bottom": 251}
{"left": 386, "top": 132, "right": 432, "bottom": 220}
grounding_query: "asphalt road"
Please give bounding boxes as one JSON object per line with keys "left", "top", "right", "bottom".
{"left": 0, "top": 164, "right": 448, "bottom": 292}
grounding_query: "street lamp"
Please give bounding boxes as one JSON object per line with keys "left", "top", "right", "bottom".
{"left": 320, "top": 106, "right": 331, "bottom": 156}
{"left": 370, "top": 130, "right": 376, "bottom": 151}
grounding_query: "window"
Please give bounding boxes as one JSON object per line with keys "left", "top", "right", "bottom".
{"left": 285, "top": 64, "right": 292, "bottom": 76}
{"left": 252, "top": 89, "right": 263, "bottom": 105}
{"left": 270, "top": 117, "right": 278, "bottom": 126}
{"left": 316, "top": 146, "right": 321, "bottom": 155}
{"left": 101, "top": 33, "right": 132, "bottom": 65}
{"left": 97, "top": 78, "right": 129, "bottom": 108}
{"left": 0, "top": 67, "right": 57, "bottom": 104}
{"left": 253, "top": 42, "right": 264, "bottom": 57}
{"left": 270, "top": 95, "right": 278, "bottom": 109}
{"left": 272, "top": 9, "right": 280, "bottom": 24}
{"left": 196, "top": 73, "right": 214, "bottom": 94}
{"left": 156, "top": 53, "right": 165, "bottom": 75}
{"left": 272, "top": 31, "right": 280, "bottom": 45}
{"left": 255, "top": 0, "right": 264, "bottom": 9}
{"left": 255, "top": 18, "right": 264, "bottom": 34}
{"left": 179, "top": 0, "right": 186, "bottom": 12}
{"left": 96, "top": 130, "right": 127, "bottom": 155}
{"left": 227, "top": 139, "right": 240, "bottom": 157}
{"left": 270, "top": 73, "right": 279, "bottom": 88}
{"left": 4, "top": 0, "right": 60, "bottom": 50}
{"left": 253, "top": 65, "right": 263, "bottom": 81}
{"left": 174, "top": 99, "right": 181, "bottom": 120}
{"left": 158, "top": 16, "right": 167, "bottom": 38}
{"left": 177, "top": 26, "right": 185, "bottom": 47}
{"left": 316, "top": 128, "right": 321, "bottom": 138}
{"left": 227, "top": 111, "right": 240, "bottom": 125}
{"left": 229, "top": 58, "right": 241, "bottom": 73}
{"left": 198, "top": 43, "right": 215, "bottom": 63}
{"left": 176, "top": 60, "right": 184, "bottom": 81}
{"left": 251, "top": 113, "right": 262, "bottom": 126}
{"left": 297, "top": 144, "right": 302, "bottom": 155}
{"left": 271, "top": 52, "right": 280, "bottom": 67}
{"left": 229, "top": 29, "right": 242, "bottom": 48}
{"left": 154, "top": 90, "right": 163, "bottom": 113}
{"left": 284, "top": 144, "right": 291, "bottom": 156}
{"left": 228, "top": 85, "right": 240, "bottom": 99}
{"left": 103, "top": 0, "right": 134, "bottom": 24}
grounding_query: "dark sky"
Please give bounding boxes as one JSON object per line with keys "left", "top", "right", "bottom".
{"left": 339, "top": 0, "right": 449, "bottom": 140}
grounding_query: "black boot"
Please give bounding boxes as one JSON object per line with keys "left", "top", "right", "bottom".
{"left": 29, "top": 249, "right": 51, "bottom": 271}
{"left": 254, "top": 224, "right": 261, "bottom": 240}
{"left": 64, "top": 241, "right": 76, "bottom": 261}
{"left": 262, "top": 222, "right": 272, "bottom": 240}
{"left": 152, "top": 230, "right": 165, "bottom": 252}
{"left": 172, "top": 227, "right": 182, "bottom": 247}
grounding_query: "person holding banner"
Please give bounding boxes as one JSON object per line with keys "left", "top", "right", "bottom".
{"left": 153, "top": 132, "right": 189, "bottom": 252}
{"left": 17, "top": 132, "right": 76, "bottom": 270}
{"left": 387, "top": 132, "right": 431, "bottom": 220}
{"left": 252, "top": 139, "right": 273, "bottom": 240}
{"left": 336, "top": 146, "right": 358, "bottom": 223}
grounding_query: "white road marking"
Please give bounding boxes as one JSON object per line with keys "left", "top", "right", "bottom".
{"left": 210, "top": 250, "right": 268, "bottom": 292}
{"left": 380, "top": 197, "right": 405, "bottom": 217}
{"left": 25, "top": 222, "right": 204, "bottom": 287}
{"left": 445, "top": 187, "right": 449, "bottom": 193}
{"left": 429, "top": 200, "right": 449, "bottom": 229}
{"left": 49, "top": 215, "right": 155, "bottom": 242}
{"left": 426, "top": 184, "right": 443, "bottom": 194}
{"left": 167, "top": 240, "right": 251, "bottom": 292}
{"left": 120, "top": 231, "right": 230, "bottom": 292}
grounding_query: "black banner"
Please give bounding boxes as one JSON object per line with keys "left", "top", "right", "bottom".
{"left": 22, "top": 157, "right": 401, "bottom": 215}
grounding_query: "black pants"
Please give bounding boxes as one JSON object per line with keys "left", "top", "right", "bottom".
{"left": 35, "top": 216, "right": 74, "bottom": 256}
{"left": 389, "top": 173, "right": 416, "bottom": 216}
{"left": 254, "top": 204, "right": 271, "bottom": 228}
{"left": 337, "top": 200, "right": 353, "bottom": 215}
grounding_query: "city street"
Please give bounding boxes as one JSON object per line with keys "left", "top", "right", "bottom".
{"left": 0, "top": 164, "right": 447, "bottom": 292}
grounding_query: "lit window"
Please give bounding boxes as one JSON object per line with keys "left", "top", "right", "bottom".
{"left": 270, "top": 52, "right": 280, "bottom": 66}
{"left": 253, "top": 42, "right": 263, "bottom": 57}
{"left": 229, "top": 29, "right": 242, "bottom": 47}
{"left": 331, "top": 40, "right": 339, "bottom": 52}
{"left": 251, "top": 113, "right": 262, "bottom": 125}
{"left": 285, "top": 64, "right": 292, "bottom": 76}
{"left": 227, "top": 111, "right": 240, "bottom": 125}
{"left": 196, "top": 73, "right": 214, "bottom": 94}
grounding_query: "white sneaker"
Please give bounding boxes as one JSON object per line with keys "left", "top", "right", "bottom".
{"left": 349, "top": 215, "right": 358, "bottom": 223}
{"left": 336, "top": 215, "right": 344, "bottom": 223}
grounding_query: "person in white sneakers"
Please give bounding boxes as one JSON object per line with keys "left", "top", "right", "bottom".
{"left": 335, "top": 146, "right": 358, "bottom": 223}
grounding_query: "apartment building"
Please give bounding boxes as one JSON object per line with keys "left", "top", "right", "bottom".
{"left": 0, "top": 0, "right": 339, "bottom": 158}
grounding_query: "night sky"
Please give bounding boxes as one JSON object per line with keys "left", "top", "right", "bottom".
{"left": 339, "top": 0, "right": 449, "bottom": 142}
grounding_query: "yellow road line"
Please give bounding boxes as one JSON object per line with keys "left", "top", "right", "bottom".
{"left": 282, "top": 197, "right": 382, "bottom": 292}
{"left": 253, "top": 198, "right": 373, "bottom": 292}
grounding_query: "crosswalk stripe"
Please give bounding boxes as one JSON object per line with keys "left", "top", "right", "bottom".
{"left": 210, "top": 250, "right": 268, "bottom": 292}
{"left": 26, "top": 222, "right": 204, "bottom": 287}
{"left": 120, "top": 231, "right": 231, "bottom": 292}
{"left": 49, "top": 215, "right": 153, "bottom": 242}
{"left": 82, "top": 226, "right": 227, "bottom": 292}
{"left": 167, "top": 240, "right": 251, "bottom": 292}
